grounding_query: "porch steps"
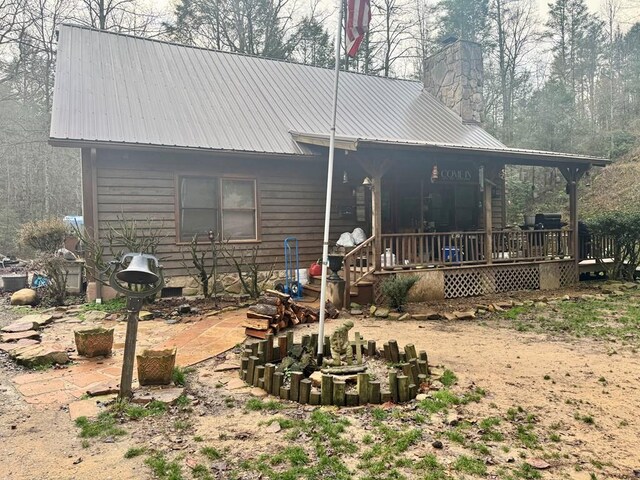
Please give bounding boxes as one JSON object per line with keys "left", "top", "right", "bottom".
{"left": 303, "top": 277, "right": 374, "bottom": 306}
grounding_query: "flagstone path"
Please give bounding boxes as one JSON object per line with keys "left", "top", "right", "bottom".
{"left": 9, "top": 311, "right": 246, "bottom": 407}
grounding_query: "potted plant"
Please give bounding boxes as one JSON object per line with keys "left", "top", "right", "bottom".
{"left": 74, "top": 327, "right": 114, "bottom": 357}
{"left": 136, "top": 348, "right": 177, "bottom": 386}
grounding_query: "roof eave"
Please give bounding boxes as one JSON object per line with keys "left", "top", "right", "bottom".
{"left": 290, "top": 132, "right": 610, "bottom": 167}
{"left": 360, "top": 140, "right": 610, "bottom": 167}
{"left": 48, "top": 138, "right": 317, "bottom": 159}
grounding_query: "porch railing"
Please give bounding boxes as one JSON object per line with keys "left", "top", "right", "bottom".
{"left": 492, "top": 229, "right": 573, "bottom": 262}
{"left": 380, "top": 231, "right": 487, "bottom": 268}
{"left": 580, "top": 234, "right": 615, "bottom": 261}
{"left": 378, "top": 229, "right": 575, "bottom": 269}
{"left": 343, "top": 235, "right": 376, "bottom": 306}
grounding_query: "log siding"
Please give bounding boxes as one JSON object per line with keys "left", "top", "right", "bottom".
{"left": 93, "top": 149, "right": 358, "bottom": 278}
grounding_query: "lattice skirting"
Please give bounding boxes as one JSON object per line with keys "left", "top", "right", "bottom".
{"left": 444, "top": 264, "right": 542, "bottom": 299}
{"left": 443, "top": 268, "right": 496, "bottom": 298}
{"left": 558, "top": 262, "right": 578, "bottom": 287}
{"left": 373, "top": 279, "right": 386, "bottom": 306}
{"left": 373, "top": 261, "right": 577, "bottom": 302}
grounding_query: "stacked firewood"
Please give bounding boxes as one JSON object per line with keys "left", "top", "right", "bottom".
{"left": 243, "top": 290, "right": 339, "bottom": 339}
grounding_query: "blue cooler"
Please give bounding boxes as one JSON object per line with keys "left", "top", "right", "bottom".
{"left": 443, "top": 247, "right": 461, "bottom": 262}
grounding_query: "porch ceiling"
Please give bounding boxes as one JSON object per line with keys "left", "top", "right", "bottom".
{"left": 290, "top": 132, "right": 610, "bottom": 168}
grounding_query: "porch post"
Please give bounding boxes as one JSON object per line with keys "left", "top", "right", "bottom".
{"left": 560, "top": 166, "right": 588, "bottom": 281}
{"left": 483, "top": 176, "right": 493, "bottom": 264}
{"left": 372, "top": 173, "right": 383, "bottom": 270}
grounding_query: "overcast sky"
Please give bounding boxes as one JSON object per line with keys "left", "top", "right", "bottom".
{"left": 158, "top": 0, "right": 640, "bottom": 27}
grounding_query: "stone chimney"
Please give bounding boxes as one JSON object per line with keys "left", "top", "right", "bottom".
{"left": 424, "top": 37, "right": 484, "bottom": 125}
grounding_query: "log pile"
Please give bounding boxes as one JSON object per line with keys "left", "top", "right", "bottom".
{"left": 243, "top": 290, "right": 339, "bottom": 339}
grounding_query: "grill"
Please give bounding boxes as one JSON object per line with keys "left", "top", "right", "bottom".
{"left": 534, "top": 213, "right": 564, "bottom": 230}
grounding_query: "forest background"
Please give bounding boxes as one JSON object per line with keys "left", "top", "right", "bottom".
{"left": 1, "top": 0, "right": 639, "bottom": 254}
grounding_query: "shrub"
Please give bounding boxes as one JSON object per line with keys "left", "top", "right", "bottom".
{"left": 381, "top": 275, "right": 419, "bottom": 311}
{"left": 587, "top": 210, "right": 640, "bottom": 281}
{"left": 40, "top": 256, "right": 69, "bottom": 306}
{"left": 73, "top": 215, "right": 166, "bottom": 286}
{"left": 181, "top": 231, "right": 222, "bottom": 301}
{"left": 18, "top": 218, "right": 67, "bottom": 254}
{"left": 19, "top": 219, "right": 70, "bottom": 306}
{"left": 223, "top": 244, "right": 275, "bottom": 299}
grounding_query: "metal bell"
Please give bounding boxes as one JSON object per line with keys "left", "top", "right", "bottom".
{"left": 116, "top": 254, "right": 159, "bottom": 285}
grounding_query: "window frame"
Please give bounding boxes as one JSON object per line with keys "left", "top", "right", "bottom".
{"left": 176, "top": 175, "right": 260, "bottom": 245}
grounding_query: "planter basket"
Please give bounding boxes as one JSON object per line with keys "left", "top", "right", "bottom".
{"left": 137, "top": 348, "right": 176, "bottom": 386}
{"left": 74, "top": 327, "right": 114, "bottom": 357}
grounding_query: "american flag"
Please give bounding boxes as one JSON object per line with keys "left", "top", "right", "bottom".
{"left": 346, "top": 0, "right": 371, "bottom": 58}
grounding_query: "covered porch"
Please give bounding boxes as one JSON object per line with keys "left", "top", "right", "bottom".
{"left": 293, "top": 134, "right": 609, "bottom": 304}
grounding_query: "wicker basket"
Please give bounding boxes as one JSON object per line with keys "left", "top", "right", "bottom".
{"left": 74, "top": 327, "right": 114, "bottom": 358}
{"left": 137, "top": 348, "right": 176, "bottom": 386}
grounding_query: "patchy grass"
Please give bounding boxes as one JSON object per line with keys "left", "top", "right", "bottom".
{"left": 453, "top": 455, "right": 487, "bottom": 476}
{"left": 418, "top": 389, "right": 461, "bottom": 414}
{"left": 171, "top": 366, "right": 194, "bottom": 387}
{"left": 124, "top": 447, "right": 146, "bottom": 459}
{"left": 575, "top": 412, "right": 595, "bottom": 425}
{"left": 245, "top": 398, "right": 284, "bottom": 411}
{"left": 173, "top": 419, "right": 192, "bottom": 431}
{"left": 145, "top": 453, "right": 184, "bottom": 480}
{"left": 81, "top": 298, "right": 126, "bottom": 313}
{"left": 74, "top": 413, "right": 126, "bottom": 439}
{"left": 417, "top": 454, "right": 452, "bottom": 480}
{"left": 440, "top": 369, "right": 458, "bottom": 387}
{"left": 270, "top": 446, "right": 309, "bottom": 467}
{"left": 503, "top": 305, "right": 533, "bottom": 320}
{"left": 444, "top": 429, "right": 466, "bottom": 445}
{"left": 201, "top": 446, "right": 222, "bottom": 460}
{"left": 112, "top": 400, "right": 167, "bottom": 420}
{"left": 499, "top": 292, "right": 640, "bottom": 344}
{"left": 191, "top": 464, "right": 214, "bottom": 480}
{"left": 461, "top": 387, "right": 486, "bottom": 404}
{"left": 241, "top": 410, "right": 352, "bottom": 479}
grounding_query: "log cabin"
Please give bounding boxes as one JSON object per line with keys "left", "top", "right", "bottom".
{"left": 49, "top": 25, "right": 609, "bottom": 305}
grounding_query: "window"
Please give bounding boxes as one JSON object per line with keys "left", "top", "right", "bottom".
{"left": 179, "top": 177, "right": 257, "bottom": 242}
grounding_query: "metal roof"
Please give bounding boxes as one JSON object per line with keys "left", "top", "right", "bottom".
{"left": 50, "top": 25, "right": 607, "bottom": 166}
{"left": 50, "top": 25, "right": 506, "bottom": 155}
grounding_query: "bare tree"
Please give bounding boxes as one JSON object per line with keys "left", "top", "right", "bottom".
{"left": 0, "top": 0, "right": 25, "bottom": 47}
{"left": 71, "top": 0, "right": 166, "bottom": 36}
{"left": 373, "top": 0, "right": 414, "bottom": 77}
{"left": 489, "top": 0, "right": 537, "bottom": 142}
{"left": 412, "top": 0, "right": 437, "bottom": 79}
{"left": 167, "top": 0, "right": 299, "bottom": 59}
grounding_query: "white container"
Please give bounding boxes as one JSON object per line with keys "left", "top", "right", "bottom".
{"left": 298, "top": 269, "right": 309, "bottom": 285}
{"left": 381, "top": 248, "right": 396, "bottom": 267}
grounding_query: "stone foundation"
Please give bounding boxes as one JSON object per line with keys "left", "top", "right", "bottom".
{"left": 163, "top": 270, "right": 287, "bottom": 297}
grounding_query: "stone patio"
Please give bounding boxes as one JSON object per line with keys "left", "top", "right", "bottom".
{"left": 8, "top": 310, "right": 246, "bottom": 407}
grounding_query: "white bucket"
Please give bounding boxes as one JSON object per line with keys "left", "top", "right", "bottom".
{"left": 380, "top": 248, "right": 396, "bottom": 267}
{"left": 298, "top": 269, "right": 309, "bottom": 285}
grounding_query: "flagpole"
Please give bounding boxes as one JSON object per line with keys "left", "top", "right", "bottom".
{"left": 316, "top": 0, "right": 345, "bottom": 366}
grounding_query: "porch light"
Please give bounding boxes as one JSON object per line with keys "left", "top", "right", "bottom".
{"left": 430, "top": 164, "right": 438, "bottom": 183}
{"left": 343, "top": 171, "right": 349, "bottom": 184}
{"left": 362, "top": 177, "right": 372, "bottom": 187}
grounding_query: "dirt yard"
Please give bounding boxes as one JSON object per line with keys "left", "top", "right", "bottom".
{"left": 1, "top": 284, "right": 640, "bottom": 480}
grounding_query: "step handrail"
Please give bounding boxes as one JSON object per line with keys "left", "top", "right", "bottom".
{"left": 343, "top": 235, "right": 376, "bottom": 307}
